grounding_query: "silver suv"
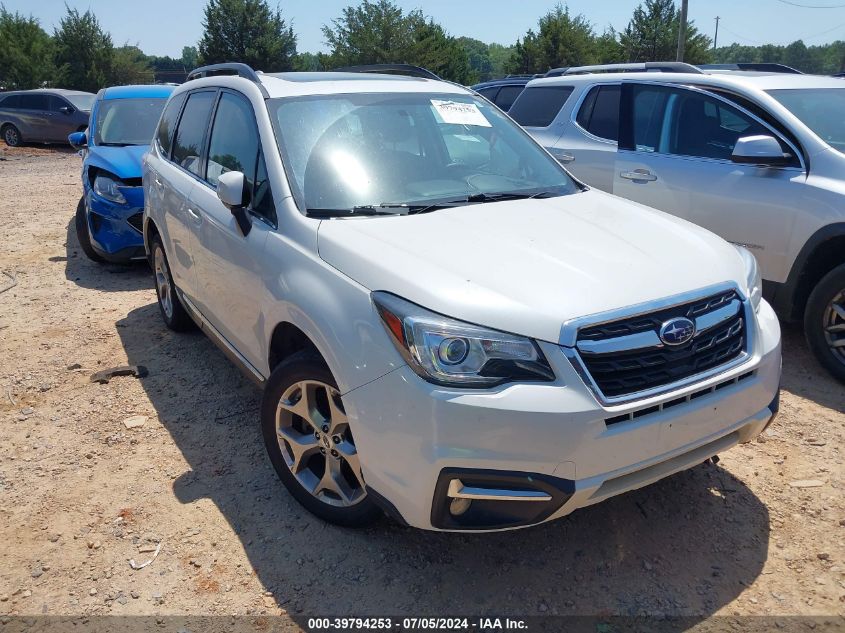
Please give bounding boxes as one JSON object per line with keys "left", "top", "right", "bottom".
{"left": 0, "top": 89, "right": 94, "bottom": 146}
{"left": 511, "top": 62, "right": 845, "bottom": 382}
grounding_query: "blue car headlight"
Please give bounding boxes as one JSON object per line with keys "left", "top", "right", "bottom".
{"left": 93, "top": 174, "right": 127, "bottom": 204}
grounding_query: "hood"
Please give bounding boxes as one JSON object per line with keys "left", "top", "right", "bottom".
{"left": 317, "top": 190, "right": 749, "bottom": 344}
{"left": 86, "top": 145, "right": 149, "bottom": 180}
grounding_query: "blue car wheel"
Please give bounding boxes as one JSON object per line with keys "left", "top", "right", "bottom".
{"left": 74, "top": 197, "right": 106, "bottom": 263}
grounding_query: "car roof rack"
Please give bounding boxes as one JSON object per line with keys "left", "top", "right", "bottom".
{"left": 561, "top": 62, "right": 704, "bottom": 75}
{"left": 185, "top": 62, "right": 269, "bottom": 97}
{"left": 332, "top": 64, "right": 440, "bottom": 80}
{"left": 544, "top": 67, "right": 569, "bottom": 77}
{"left": 698, "top": 63, "right": 803, "bottom": 74}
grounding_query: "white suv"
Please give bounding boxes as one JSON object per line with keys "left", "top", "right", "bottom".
{"left": 143, "top": 63, "right": 781, "bottom": 531}
{"left": 511, "top": 62, "right": 845, "bottom": 382}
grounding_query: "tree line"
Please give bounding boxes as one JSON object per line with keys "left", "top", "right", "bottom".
{"left": 1, "top": 0, "right": 843, "bottom": 93}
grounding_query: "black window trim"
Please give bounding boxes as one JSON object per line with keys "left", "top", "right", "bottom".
{"left": 571, "top": 81, "right": 621, "bottom": 145}
{"left": 618, "top": 80, "right": 806, "bottom": 172}
{"left": 201, "top": 87, "right": 277, "bottom": 228}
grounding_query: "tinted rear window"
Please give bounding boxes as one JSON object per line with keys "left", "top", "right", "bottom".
{"left": 494, "top": 85, "right": 525, "bottom": 111}
{"left": 19, "top": 94, "right": 50, "bottom": 110}
{"left": 0, "top": 95, "right": 21, "bottom": 109}
{"left": 156, "top": 93, "right": 187, "bottom": 158}
{"left": 575, "top": 85, "right": 620, "bottom": 141}
{"left": 508, "top": 86, "right": 574, "bottom": 128}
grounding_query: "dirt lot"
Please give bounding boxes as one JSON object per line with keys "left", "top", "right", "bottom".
{"left": 0, "top": 146, "right": 843, "bottom": 626}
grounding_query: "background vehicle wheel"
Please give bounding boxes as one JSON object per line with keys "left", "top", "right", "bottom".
{"left": 74, "top": 197, "right": 106, "bottom": 263}
{"left": 149, "top": 235, "right": 194, "bottom": 332}
{"left": 804, "top": 263, "right": 845, "bottom": 383}
{"left": 261, "top": 350, "right": 381, "bottom": 527}
{"left": 2, "top": 124, "right": 22, "bottom": 147}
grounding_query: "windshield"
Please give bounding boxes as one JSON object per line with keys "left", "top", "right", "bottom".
{"left": 267, "top": 92, "right": 578, "bottom": 214}
{"left": 94, "top": 98, "right": 168, "bottom": 146}
{"left": 768, "top": 88, "right": 845, "bottom": 153}
{"left": 64, "top": 93, "right": 95, "bottom": 111}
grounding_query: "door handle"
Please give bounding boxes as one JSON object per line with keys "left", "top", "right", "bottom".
{"left": 153, "top": 176, "right": 163, "bottom": 187}
{"left": 186, "top": 207, "right": 202, "bottom": 224}
{"left": 620, "top": 169, "right": 657, "bottom": 182}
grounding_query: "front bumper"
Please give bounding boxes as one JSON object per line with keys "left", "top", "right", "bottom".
{"left": 343, "top": 300, "right": 782, "bottom": 532}
{"left": 85, "top": 187, "right": 146, "bottom": 262}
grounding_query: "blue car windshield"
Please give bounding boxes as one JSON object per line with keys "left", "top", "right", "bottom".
{"left": 95, "top": 98, "right": 167, "bottom": 146}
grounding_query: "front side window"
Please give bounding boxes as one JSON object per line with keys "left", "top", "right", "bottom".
{"left": 627, "top": 85, "right": 775, "bottom": 162}
{"left": 171, "top": 91, "right": 216, "bottom": 177}
{"left": 768, "top": 88, "right": 845, "bottom": 154}
{"left": 267, "top": 92, "right": 579, "bottom": 214}
{"left": 94, "top": 98, "right": 168, "bottom": 146}
{"left": 575, "top": 85, "right": 620, "bottom": 141}
{"left": 509, "top": 86, "right": 574, "bottom": 127}
{"left": 63, "top": 93, "right": 95, "bottom": 111}
{"left": 156, "top": 93, "right": 187, "bottom": 158}
{"left": 205, "top": 92, "right": 276, "bottom": 223}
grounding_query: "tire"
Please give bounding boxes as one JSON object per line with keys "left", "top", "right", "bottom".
{"left": 804, "top": 263, "right": 845, "bottom": 383}
{"left": 2, "top": 124, "right": 22, "bottom": 147}
{"left": 149, "top": 234, "right": 195, "bottom": 332}
{"left": 74, "top": 197, "right": 106, "bottom": 263}
{"left": 261, "top": 350, "right": 381, "bottom": 527}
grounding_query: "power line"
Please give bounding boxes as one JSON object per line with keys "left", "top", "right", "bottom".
{"left": 774, "top": 0, "right": 845, "bottom": 8}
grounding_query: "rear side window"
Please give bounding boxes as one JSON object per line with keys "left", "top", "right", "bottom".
{"left": 171, "top": 91, "right": 216, "bottom": 176}
{"left": 0, "top": 95, "right": 21, "bottom": 109}
{"left": 156, "top": 92, "right": 187, "bottom": 158}
{"left": 509, "top": 86, "right": 574, "bottom": 128}
{"left": 476, "top": 87, "right": 499, "bottom": 101}
{"left": 19, "top": 94, "right": 50, "bottom": 110}
{"left": 575, "top": 85, "right": 620, "bottom": 141}
{"left": 494, "top": 85, "right": 525, "bottom": 111}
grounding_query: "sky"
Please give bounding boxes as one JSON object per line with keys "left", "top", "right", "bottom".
{"left": 5, "top": 0, "right": 845, "bottom": 58}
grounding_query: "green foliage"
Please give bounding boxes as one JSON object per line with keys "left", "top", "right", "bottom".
{"left": 53, "top": 7, "right": 113, "bottom": 92}
{"left": 0, "top": 6, "right": 55, "bottom": 89}
{"left": 507, "top": 4, "right": 598, "bottom": 74}
{"left": 198, "top": 0, "right": 297, "bottom": 72}
{"left": 321, "top": 0, "right": 473, "bottom": 83}
{"left": 294, "top": 52, "right": 323, "bottom": 72}
{"left": 457, "top": 37, "right": 493, "bottom": 82}
{"left": 713, "top": 40, "right": 845, "bottom": 74}
{"left": 487, "top": 43, "right": 515, "bottom": 79}
{"left": 110, "top": 45, "right": 154, "bottom": 85}
{"left": 181, "top": 46, "right": 198, "bottom": 70}
{"left": 619, "top": 0, "right": 711, "bottom": 64}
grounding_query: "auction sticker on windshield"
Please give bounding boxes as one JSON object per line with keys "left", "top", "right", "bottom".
{"left": 431, "top": 99, "right": 491, "bottom": 127}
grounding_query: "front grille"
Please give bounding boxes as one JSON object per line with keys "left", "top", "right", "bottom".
{"left": 575, "top": 290, "right": 747, "bottom": 399}
{"left": 126, "top": 212, "right": 143, "bottom": 234}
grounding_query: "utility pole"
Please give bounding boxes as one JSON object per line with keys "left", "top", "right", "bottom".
{"left": 714, "top": 16, "right": 720, "bottom": 49}
{"left": 677, "top": 0, "right": 689, "bottom": 61}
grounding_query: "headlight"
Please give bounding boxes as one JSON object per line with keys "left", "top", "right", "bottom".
{"left": 372, "top": 291, "right": 554, "bottom": 387}
{"left": 93, "top": 174, "right": 127, "bottom": 204}
{"left": 734, "top": 245, "right": 762, "bottom": 312}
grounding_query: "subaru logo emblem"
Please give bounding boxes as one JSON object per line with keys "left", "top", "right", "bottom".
{"left": 659, "top": 317, "right": 696, "bottom": 346}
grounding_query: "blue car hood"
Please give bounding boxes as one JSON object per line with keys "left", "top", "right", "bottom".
{"left": 86, "top": 145, "right": 149, "bottom": 180}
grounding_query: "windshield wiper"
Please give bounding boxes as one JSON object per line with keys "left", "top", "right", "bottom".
{"left": 97, "top": 142, "right": 134, "bottom": 147}
{"left": 306, "top": 205, "right": 404, "bottom": 218}
{"left": 406, "top": 190, "right": 558, "bottom": 215}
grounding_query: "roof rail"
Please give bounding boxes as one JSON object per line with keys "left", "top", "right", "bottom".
{"left": 186, "top": 62, "right": 268, "bottom": 97}
{"left": 544, "top": 67, "right": 570, "bottom": 77}
{"left": 332, "top": 64, "right": 440, "bottom": 80}
{"left": 698, "top": 63, "right": 803, "bottom": 74}
{"left": 562, "top": 62, "right": 703, "bottom": 76}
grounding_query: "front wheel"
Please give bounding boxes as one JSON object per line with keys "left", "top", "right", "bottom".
{"left": 804, "top": 263, "right": 845, "bottom": 383}
{"left": 261, "top": 350, "right": 381, "bottom": 527}
{"left": 74, "top": 197, "right": 106, "bottom": 263}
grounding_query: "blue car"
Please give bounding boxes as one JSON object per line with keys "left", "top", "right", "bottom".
{"left": 69, "top": 84, "right": 175, "bottom": 263}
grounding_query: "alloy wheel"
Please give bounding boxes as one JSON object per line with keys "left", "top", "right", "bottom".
{"left": 823, "top": 288, "right": 845, "bottom": 366}
{"left": 153, "top": 247, "right": 173, "bottom": 319}
{"left": 4, "top": 127, "right": 19, "bottom": 146}
{"left": 275, "top": 380, "right": 366, "bottom": 507}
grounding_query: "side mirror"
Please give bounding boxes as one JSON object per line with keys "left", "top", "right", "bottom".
{"left": 68, "top": 131, "right": 87, "bottom": 149}
{"left": 731, "top": 135, "right": 790, "bottom": 166}
{"left": 217, "top": 171, "right": 252, "bottom": 236}
{"left": 59, "top": 105, "right": 74, "bottom": 115}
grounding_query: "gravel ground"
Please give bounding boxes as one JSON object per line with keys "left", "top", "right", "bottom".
{"left": 0, "top": 146, "right": 843, "bottom": 626}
